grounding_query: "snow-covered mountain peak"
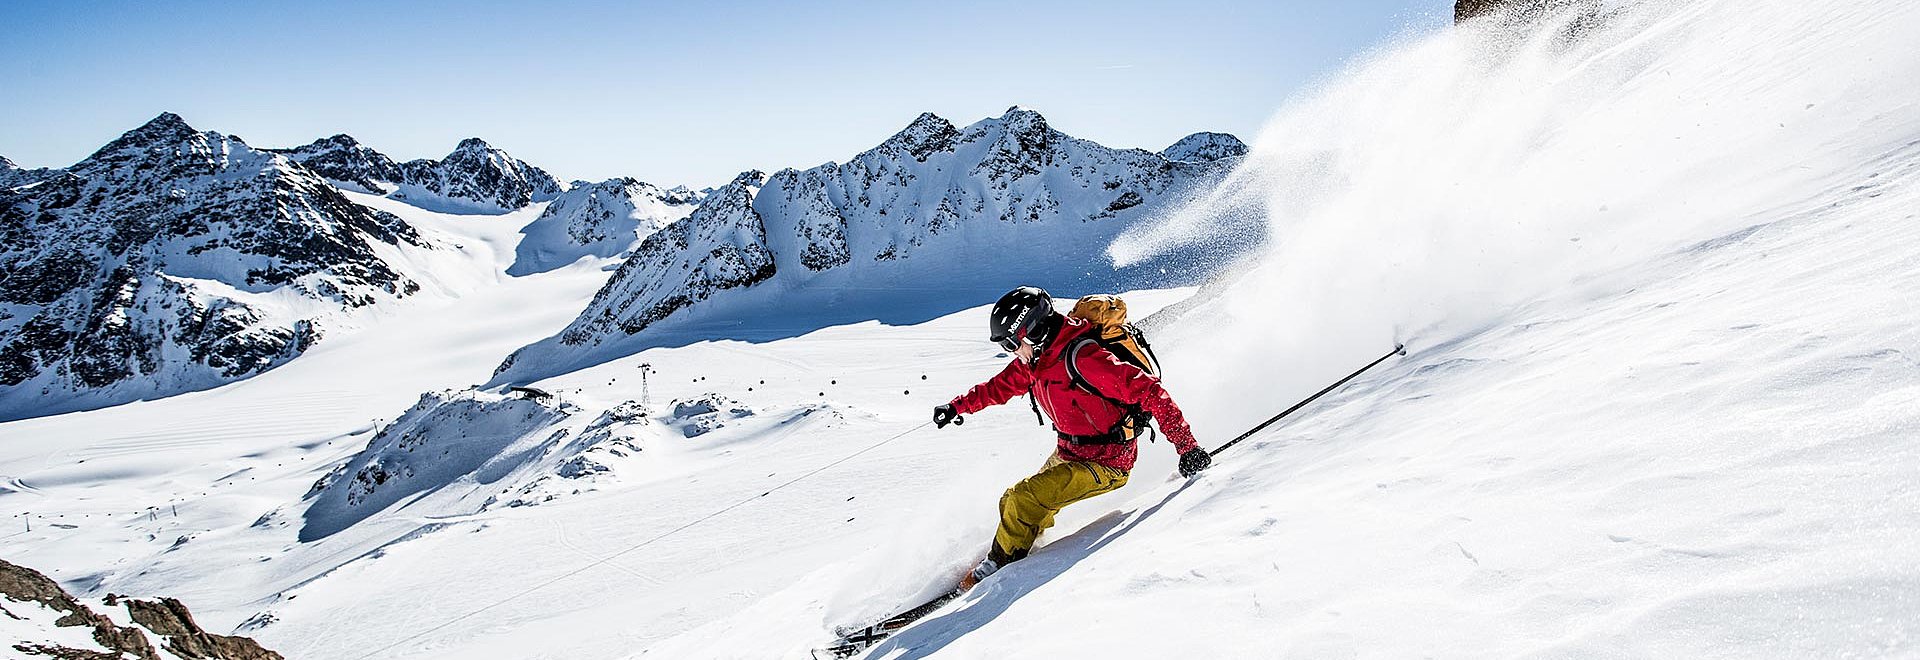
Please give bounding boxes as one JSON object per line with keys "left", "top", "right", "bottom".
{"left": 508, "top": 168, "right": 771, "bottom": 355}
{"left": 1161, "top": 131, "right": 1250, "bottom": 163}
{"left": 0, "top": 114, "right": 433, "bottom": 419}
{"left": 274, "top": 134, "right": 405, "bottom": 194}
{"left": 494, "top": 110, "right": 1244, "bottom": 383}
{"left": 879, "top": 112, "right": 962, "bottom": 162}
{"left": 73, "top": 112, "right": 264, "bottom": 180}
{"left": 276, "top": 133, "right": 562, "bottom": 213}
{"left": 92, "top": 112, "right": 200, "bottom": 155}
{"left": 452, "top": 137, "right": 496, "bottom": 152}
{"left": 722, "top": 169, "right": 768, "bottom": 189}
{"left": 388, "top": 137, "right": 564, "bottom": 214}
{"left": 996, "top": 105, "right": 1050, "bottom": 133}
{"left": 508, "top": 175, "right": 703, "bottom": 276}
{"left": 979, "top": 106, "right": 1056, "bottom": 157}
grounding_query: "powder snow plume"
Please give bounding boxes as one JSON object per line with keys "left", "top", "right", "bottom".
{"left": 1113, "top": 0, "right": 1920, "bottom": 436}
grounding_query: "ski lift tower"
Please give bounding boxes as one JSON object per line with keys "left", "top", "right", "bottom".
{"left": 638, "top": 363, "right": 656, "bottom": 406}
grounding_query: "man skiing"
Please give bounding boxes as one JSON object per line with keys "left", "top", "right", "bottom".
{"left": 934, "top": 286, "right": 1212, "bottom": 590}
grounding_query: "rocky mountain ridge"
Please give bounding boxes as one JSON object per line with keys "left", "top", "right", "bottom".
{"left": 276, "top": 134, "right": 564, "bottom": 214}
{"left": 0, "top": 154, "right": 61, "bottom": 190}
{"left": 0, "top": 113, "right": 432, "bottom": 419}
{"left": 493, "top": 107, "right": 1246, "bottom": 382}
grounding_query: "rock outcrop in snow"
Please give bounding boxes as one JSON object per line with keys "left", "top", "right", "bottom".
{"left": 507, "top": 177, "right": 703, "bottom": 276}
{"left": 494, "top": 108, "right": 1243, "bottom": 381}
{"left": 279, "top": 135, "right": 563, "bottom": 213}
{"left": 664, "top": 393, "right": 753, "bottom": 438}
{"left": 0, "top": 113, "right": 431, "bottom": 420}
{"left": 0, "top": 559, "right": 282, "bottom": 660}
{"left": 301, "top": 388, "right": 573, "bottom": 540}
{"left": 305, "top": 388, "right": 754, "bottom": 529}
{"left": 1160, "top": 132, "right": 1250, "bottom": 163}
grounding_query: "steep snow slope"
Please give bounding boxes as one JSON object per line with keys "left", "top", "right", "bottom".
{"left": 507, "top": 178, "right": 702, "bottom": 276}
{"left": 651, "top": 0, "right": 1920, "bottom": 657}
{"left": 759, "top": 0, "right": 1918, "bottom": 658}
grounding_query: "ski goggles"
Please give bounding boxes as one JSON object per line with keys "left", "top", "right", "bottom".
{"left": 995, "top": 336, "right": 1021, "bottom": 352}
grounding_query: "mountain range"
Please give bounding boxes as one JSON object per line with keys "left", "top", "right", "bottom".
{"left": 0, "top": 109, "right": 1243, "bottom": 419}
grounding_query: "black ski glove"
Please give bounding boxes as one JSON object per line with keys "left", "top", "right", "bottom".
{"left": 933, "top": 404, "right": 960, "bottom": 428}
{"left": 1178, "top": 448, "right": 1212, "bottom": 478}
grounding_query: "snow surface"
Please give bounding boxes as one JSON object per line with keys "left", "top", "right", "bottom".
{"left": 3, "top": 0, "right": 1919, "bottom": 658}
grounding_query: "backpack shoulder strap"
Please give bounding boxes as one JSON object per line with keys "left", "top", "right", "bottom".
{"left": 1125, "top": 324, "right": 1161, "bottom": 376}
{"left": 1064, "top": 336, "right": 1128, "bottom": 408}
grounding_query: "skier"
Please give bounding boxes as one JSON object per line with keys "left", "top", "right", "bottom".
{"left": 934, "top": 286, "right": 1211, "bottom": 590}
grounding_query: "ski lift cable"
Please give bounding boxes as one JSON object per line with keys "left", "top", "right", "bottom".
{"left": 354, "top": 420, "right": 935, "bottom": 659}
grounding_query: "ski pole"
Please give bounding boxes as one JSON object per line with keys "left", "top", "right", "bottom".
{"left": 1209, "top": 343, "right": 1406, "bottom": 458}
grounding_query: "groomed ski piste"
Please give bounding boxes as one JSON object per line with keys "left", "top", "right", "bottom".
{"left": 4, "top": 0, "right": 1919, "bottom": 658}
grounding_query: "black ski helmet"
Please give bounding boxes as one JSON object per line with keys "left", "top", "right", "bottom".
{"left": 989, "top": 286, "right": 1059, "bottom": 351}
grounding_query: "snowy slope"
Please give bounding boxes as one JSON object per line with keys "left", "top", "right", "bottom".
{"left": 806, "top": 0, "right": 1920, "bottom": 658}
{"left": 3, "top": 1, "right": 1918, "bottom": 659}
{"left": 0, "top": 190, "right": 614, "bottom": 649}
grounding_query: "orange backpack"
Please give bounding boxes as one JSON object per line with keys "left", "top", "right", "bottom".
{"left": 1067, "top": 295, "right": 1159, "bottom": 377}
{"left": 1063, "top": 294, "right": 1163, "bottom": 442}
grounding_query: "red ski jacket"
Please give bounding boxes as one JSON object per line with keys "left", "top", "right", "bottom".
{"left": 949, "top": 317, "right": 1200, "bottom": 471}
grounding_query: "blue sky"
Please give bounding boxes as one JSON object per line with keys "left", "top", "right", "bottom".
{"left": 0, "top": 0, "right": 1450, "bottom": 187}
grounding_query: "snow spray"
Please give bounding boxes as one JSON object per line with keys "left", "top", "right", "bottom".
{"left": 1110, "top": 0, "right": 1920, "bottom": 439}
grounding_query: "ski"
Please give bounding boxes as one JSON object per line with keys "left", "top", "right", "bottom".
{"left": 815, "top": 587, "right": 967, "bottom": 659}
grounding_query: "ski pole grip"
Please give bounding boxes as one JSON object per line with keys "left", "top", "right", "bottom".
{"left": 954, "top": 415, "right": 965, "bottom": 426}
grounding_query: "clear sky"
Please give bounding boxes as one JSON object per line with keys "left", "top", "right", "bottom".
{"left": 0, "top": 0, "right": 1451, "bottom": 188}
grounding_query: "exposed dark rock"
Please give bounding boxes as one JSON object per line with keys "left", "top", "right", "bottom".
{"left": 270, "top": 134, "right": 405, "bottom": 194}
{"left": 0, "top": 154, "right": 62, "bottom": 190}
{"left": 0, "top": 563, "right": 276, "bottom": 660}
{"left": 1161, "top": 132, "right": 1250, "bottom": 162}
{"left": 125, "top": 598, "right": 282, "bottom": 660}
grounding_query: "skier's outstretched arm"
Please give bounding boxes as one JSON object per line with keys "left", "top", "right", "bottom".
{"left": 948, "top": 359, "right": 1036, "bottom": 416}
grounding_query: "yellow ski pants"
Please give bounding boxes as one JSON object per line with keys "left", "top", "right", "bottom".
{"left": 993, "top": 453, "right": 1130, "bottom": 561}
